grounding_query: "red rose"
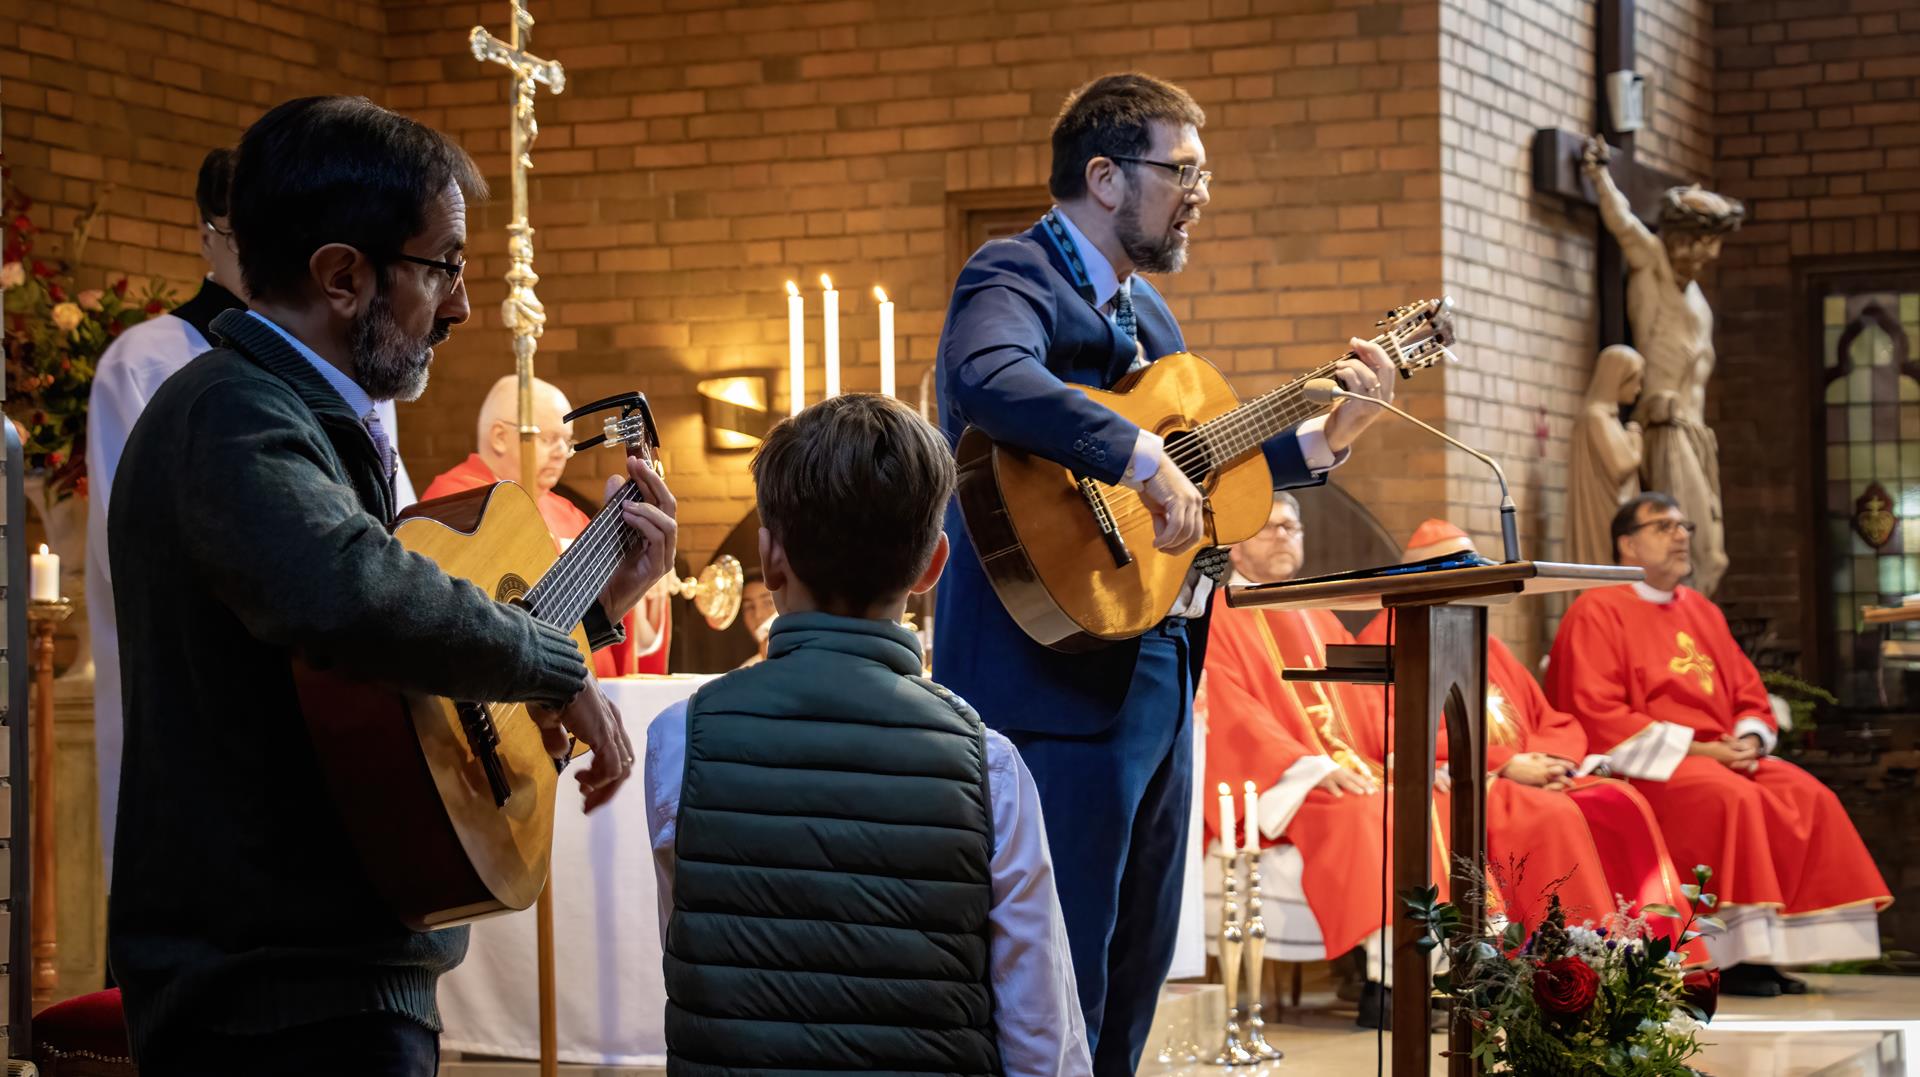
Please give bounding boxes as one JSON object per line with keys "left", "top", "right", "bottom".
{"left": 1681, "top": 968, "right": 1719, "bottom": 1021}
{"left": 46, "top": 452, "right": 59, "bottom": 467}
{"left": 48, "top": 283, "right": 66, "bottom": 302}
{"left": 144, "top": 299, "right": 163, "bottom": 315}
{"left": 11, "top": 214, "right": 31, "bottom": 234}
{"left": 1533, "top": 957, "right": 1599, "bottom": 1017}
{"left": 111, "top": 277, "right": 128, "bottom": 297}
{"left": 32, "top": 260, "right": 54, "bottom": 278}
{"left": 108, "top": 321, "right": 124, "bottom": 337}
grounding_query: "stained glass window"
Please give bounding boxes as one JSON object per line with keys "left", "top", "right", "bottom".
{"left": 1822, "top": 289, "right": 1920, "bottom": 707}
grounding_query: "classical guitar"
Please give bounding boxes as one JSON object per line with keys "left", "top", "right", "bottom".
{"left": 956, "top": 298, "right": 1456, "bottom": 652}
{"left": 296, "top": 393, "right": 660, "bottom": 930}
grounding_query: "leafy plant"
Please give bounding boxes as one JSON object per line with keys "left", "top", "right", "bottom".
{"left": 1404, "top": 860, "right": 1725, "bottom": 1075}
{"left": 1759, "top": 670, "right": 1835, "bottom": 744}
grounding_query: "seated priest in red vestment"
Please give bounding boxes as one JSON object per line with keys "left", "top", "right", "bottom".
{"left": 1198, "top": 493, "right": 1406, "bottom": 1028}
{"left": 1360, "top": 520, "right": 1706, "bottom": 964}
{"left": 420, "top": 374, "right": 670, "bottom": 676}
{"left": 1546, "top": 492, "right": 1891, "bottom": 995}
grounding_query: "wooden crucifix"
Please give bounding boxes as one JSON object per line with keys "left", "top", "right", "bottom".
{"left": 471, "top": 0, "right": 565, "bottom": 491}
{"left": 1530, "top": 0, "right": 1687, "bottom": 348}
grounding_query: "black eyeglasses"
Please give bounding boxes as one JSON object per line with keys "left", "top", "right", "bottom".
{"left": 398, "top": 253, "right": 465, "bottom": 286}
{"left": 1107, "top": 156, "right": 1212, "bottom": 192}
{"left": 1628, "top": 518, "right": 1697, "bottom": 537}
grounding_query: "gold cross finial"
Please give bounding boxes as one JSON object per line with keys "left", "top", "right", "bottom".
{"left": 1668, "top": 631, "right": 1717, "bottom": 694}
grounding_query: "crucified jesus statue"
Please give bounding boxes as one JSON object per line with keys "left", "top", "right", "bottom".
{"left": 1582, "top": 135, "right": 1745, "bottom": 594}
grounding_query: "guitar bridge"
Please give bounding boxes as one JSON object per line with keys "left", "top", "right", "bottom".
{"left": 1076, "top": 476, "right": 1133, "bottom": 568}
{"left": 455, "top": 700, "right": 513, "bottom": 807}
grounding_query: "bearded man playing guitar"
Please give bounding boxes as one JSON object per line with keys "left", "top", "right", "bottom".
{"left": 934, "top": 73, "right": 1398, "bottom": 1074}
{"left": 107, "top": 96, "right": 676, "bottom": 1076}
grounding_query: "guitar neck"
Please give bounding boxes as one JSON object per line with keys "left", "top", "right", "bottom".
{"left": 1194, "top": 361, "right": 1339, "bottom": 467}
{"left": 524, "top": 480, "right": 642, "bottom": 631}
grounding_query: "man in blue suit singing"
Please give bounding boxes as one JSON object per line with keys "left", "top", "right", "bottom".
{"left": 934, "top": 73, "right": 1399, "bottom": 1073}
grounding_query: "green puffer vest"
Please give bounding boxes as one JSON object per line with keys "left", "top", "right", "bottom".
{"left": 664, "top": 612, "right": 1002, "bottom": 1077}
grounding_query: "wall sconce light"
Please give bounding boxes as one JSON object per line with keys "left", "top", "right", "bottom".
{"left": 698, "top": 374, "right": 771, "bottom": 451}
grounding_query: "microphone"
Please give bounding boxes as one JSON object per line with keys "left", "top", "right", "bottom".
{"left": 1303, "top": 378, "right": 1521, "bottom": 563}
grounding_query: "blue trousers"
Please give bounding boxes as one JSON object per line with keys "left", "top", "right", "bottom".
{"left": 1006, "top": 621, "right": 1193, "bottom": 1075}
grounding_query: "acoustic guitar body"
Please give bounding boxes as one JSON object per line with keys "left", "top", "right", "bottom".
{"left": 297, "top": 481, "right": 590, "bottom": 930}
{"left": 956, "top": 352, "right": 1274, "bottom": 651}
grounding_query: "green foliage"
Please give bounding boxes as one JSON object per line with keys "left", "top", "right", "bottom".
{"left": 1403, "top": 861, "right": 1721, "bottom": 1076}
{"left": 1760, "top": 670, "right": 1837, "bottom": 743}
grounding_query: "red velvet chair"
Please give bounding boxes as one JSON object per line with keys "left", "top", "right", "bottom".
{"left": 32, "top": 988, "right": 136, "bottom": 1076}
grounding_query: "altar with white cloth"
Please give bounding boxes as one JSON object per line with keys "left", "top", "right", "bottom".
{"left": 438, "top": 670, "right": 1210, "bottom": 1065}
{"left": 438, "top": 674, "right": 713, "bottom": 1066}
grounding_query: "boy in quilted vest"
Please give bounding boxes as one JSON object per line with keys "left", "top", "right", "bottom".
{"left": 644, "top": 394, "right": 1089, "bottom": 1076}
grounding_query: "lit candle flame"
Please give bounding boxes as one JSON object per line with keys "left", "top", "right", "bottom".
{"left": 785, "top": 280, "right": 798, "bottom": 297}
{"left": 1217, "top": 782, "right": 1230, "bottom": 795}
{"left": 873, "top": 285, "right": 889, "bottom": 303}
{"left": 819, "top": 273, "right": 834, "bottom": 290}
{"left": 38, "top": 544, "right": 48, "bottom": 555}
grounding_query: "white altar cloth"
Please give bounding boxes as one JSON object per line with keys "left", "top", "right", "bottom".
{"left": 438, "top": 674, "right": 711, "bottom": 1065}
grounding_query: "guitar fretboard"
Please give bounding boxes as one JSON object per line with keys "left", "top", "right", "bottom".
{"left": 524, "top": 480, "right": 643, "bottom": 632}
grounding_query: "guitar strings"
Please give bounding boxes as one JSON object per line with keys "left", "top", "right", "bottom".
{"left": 1096, "top": 320, "right": 1437, "bottom": 531}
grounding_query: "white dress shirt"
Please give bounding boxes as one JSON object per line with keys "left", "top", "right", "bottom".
{"left": 1051, "top": 209, "right": 1341, "bottom": 618}
{"left": 645, "top": 700, "right": 1092, "bottom": 1077}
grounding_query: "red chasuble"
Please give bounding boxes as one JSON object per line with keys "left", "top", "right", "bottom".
{"left": 1545, "top": 584, "right": 1890, "bottom": 921}
{"left": 1200, "top": 604, "right": 1396, "bottom": 958}
{"left": 420, "top": 454, "right": 669, "bottom": 677}
{"left": 1357, "top": 614, "right": 1700, "bottom": 946}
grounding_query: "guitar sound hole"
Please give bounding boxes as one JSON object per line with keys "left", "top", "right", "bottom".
{"left": 1164, "top": 429, "right": 1212, "bottom": 486}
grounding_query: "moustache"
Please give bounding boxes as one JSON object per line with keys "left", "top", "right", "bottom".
{"left": 426, "top": 321, "right": 453, "bottom": 348}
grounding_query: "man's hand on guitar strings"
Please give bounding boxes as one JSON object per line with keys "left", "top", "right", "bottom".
{"left": 1323, "top": 337, "right": 1398, "bottom": 452}
{"left": 599, "top": 453, "right": 680, "bottom": 627}
{"left": 529, "top": 671, "right": 635, "bottom": 813}
{"left": 1139, "top": 445, "right": 1205, "bottom": 552}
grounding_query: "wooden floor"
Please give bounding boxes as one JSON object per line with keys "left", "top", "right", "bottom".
{"left": 443, "top": 972, "right": 1920, "bottom": 1076}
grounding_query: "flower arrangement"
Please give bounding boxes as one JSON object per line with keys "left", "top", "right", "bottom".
{"left": 1405, "top": 861, "right": 1725, "bottom": 1076}
{"left": 2, "top": 177, "right": 175, "bottom": 499}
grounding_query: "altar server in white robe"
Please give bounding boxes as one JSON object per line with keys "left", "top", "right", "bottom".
{"left": 87, "top": 148, "right": 415, "bottom": 876}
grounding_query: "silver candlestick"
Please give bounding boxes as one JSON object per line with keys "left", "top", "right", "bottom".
{"left": 1213, "top": 851, "right": 1256, "bottom": 1066}
{"left": 1242, "top": 850, "right": 1283, "bottom": 1061}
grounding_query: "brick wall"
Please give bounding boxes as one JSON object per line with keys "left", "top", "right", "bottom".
{"left": 381, "top": 0, "right": 1448, "bottom": 563}
{"left": 1713, "top": 0, "right": 1920, "bottom": 674}
{"left": 2, "top": 0, "right": 387, "bottom": 288}
{"left": 1436, "top": 0, "right": 1714, "bottom": 661}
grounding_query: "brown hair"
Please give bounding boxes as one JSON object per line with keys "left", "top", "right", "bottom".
{"left": 751, "top": 394, "right": 956, "bottom": 612}
{"left": 1049, "top": 73, "right": 1206, "bottom": 201}
{"left": 1610, "top": 491, "right": 1681, "bottom": 563}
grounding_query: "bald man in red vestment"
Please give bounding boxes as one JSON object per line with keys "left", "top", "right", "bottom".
{"left": 1547, "top": 492, "right": 1890, "bottom": 996}
{"left": 1360, "top": 520, "right": 1705, "bottom": 963}
{"left": 419, "top": 375, "right": 670, "bottom": 677}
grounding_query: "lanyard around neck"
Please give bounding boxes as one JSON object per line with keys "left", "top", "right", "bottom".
{"left": 1040, "top": 210, "right": 1100, "bottom": 308}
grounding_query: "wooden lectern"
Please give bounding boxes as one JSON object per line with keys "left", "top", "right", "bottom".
{"left": 1227, "top": 560, "right": 1643, "bottom": 1076}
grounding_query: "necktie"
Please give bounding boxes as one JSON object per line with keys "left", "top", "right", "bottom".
{"left": 364, "top": 411, "right": 396, "bottom": 484}
{"left": 1112, "top": 279, "right": 1138, "bottom": 342}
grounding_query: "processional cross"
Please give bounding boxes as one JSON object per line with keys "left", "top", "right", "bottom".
{"left": 471, "top": 0, "right": 565, "bottom": 487}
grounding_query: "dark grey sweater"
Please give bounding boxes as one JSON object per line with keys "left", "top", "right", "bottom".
{"left": 107, "top": 308, "right": 612, "bottom": 1055}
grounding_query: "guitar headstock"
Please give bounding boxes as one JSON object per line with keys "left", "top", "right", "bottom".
{"left": 565, "top": 390, "right": 662, "bottom": 471}
{"left": 1374, "top": 296, "right": 1457, "bottom": 379}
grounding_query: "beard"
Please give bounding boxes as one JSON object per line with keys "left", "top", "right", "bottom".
{"left": 350, "top": 286, "right": 450, "bottom": 402}
{"left": 1116, "top": 191, "right": 1190, "bottom": 274}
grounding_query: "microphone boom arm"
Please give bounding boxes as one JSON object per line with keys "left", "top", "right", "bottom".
{"left": 1303, "top": 380, "right": 1522, "bottom": 564}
